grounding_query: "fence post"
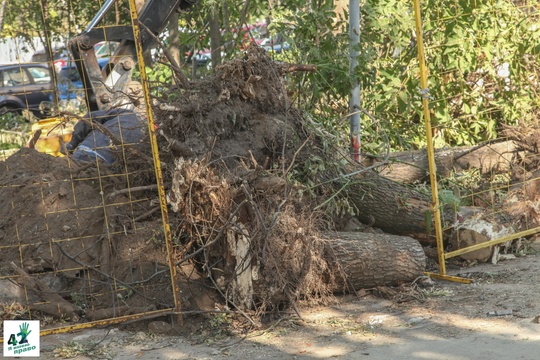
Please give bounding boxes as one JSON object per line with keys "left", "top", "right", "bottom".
{"left": 349, "top": 0, "right": 361, "bottom": 161}
{"left": 412, "top": 0, "right": 447, "bottom": 277}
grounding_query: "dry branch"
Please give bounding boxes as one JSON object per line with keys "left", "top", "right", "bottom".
{"left": 279, "top": 63, "right": 317, "bottom": 73}
{"left": 87, "top": 305, "right": 157, "bottom": 321}
{"left": 138, "top": 20, "right": 190, "bottom": 88}
{"left": 10, "top": 262, "right": 81, "bottom": 319}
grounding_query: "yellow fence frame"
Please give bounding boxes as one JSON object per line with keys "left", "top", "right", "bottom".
{"left": 0, "top": 0, "right": 182, "bottom": 341}
{"left": 413, "top": 0, "right": 540, "bottom": 284}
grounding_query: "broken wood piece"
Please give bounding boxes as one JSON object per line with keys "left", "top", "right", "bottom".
{"left": 158, "top": 128, "right": 194, "bottom": 157}
{"left": 450, "top": 213, "right": 513, "bottom": 263}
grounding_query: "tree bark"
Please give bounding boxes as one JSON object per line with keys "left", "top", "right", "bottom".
{"left": 371, "top": 140, "right": 518, "bottom": 184}
{"left": 0, "top": 0, "right": 7, "bottom": 31}
{"left": 209, "top": 3, "right": 222, "bottom": 71}
{"left": 325, "top": 232, "right": 426, "bottom": 291}
{"left": 345, "top": 170, "right": 436, "bottom": 237}
{"left": 168, "top": 12, "right": 180, "bottom": 66}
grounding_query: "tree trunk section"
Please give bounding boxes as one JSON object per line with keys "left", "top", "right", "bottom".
{"left": 209, "top": 3, "right": 222, "bottom": 71}
{"left": 168, "top": 12, "right": 180, "bottom": 66}
{"left": 346, "top": 171, "right": 435, "bottom": 237}
{"left": 325, "top": 232, "right": 426, "bottom": 291}
{"left": 373, "top": 140, "right": 518, "bottom": 184}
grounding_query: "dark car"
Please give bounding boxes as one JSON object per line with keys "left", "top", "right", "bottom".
{"left": 0, "top": 63, "right": 53, "bottom": 118}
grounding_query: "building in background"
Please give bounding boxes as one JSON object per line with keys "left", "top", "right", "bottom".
{"left": 0, "top": 37, "right": 64, "bottom": 64}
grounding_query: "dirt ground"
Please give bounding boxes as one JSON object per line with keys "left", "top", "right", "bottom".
{"left": 2, "top": 252, "right": 530, "bottom": 360}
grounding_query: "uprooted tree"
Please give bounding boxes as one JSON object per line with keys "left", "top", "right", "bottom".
{"left": 0, "top": 46, "right": 431, "bottom": 320}
{"left": 3, "top": 43, "right": 540, "bottom": 321}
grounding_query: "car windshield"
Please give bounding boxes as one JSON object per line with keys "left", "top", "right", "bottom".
{"left": 28, "top": 67, "right": 51, "bottom": 84}
{"left": 95, "top": 42, "right": 119, "bottom": 58}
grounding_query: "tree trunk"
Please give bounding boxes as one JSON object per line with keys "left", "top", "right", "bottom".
{"left": 0, "top": 0, "right": 7, "bottom": 31}
{"left": 209, "top": 3, "right": 222, "bottom": 71}
{"left": 222, "top": 230, "right": 426, "bottom": 306}
{"left": 345, "top": 171, "right": 436, "bottom": 237}
{"left": 325, "top": 232, "right": 426, "bottom": 291}
{"left": 373, "top": 147, "right": 460, "bottom": 183}
{"left": 168, "top": 12, "right": 180, "bottom": 66}
{"left": 372, "top": 140, "right": 519, "bottom": 184}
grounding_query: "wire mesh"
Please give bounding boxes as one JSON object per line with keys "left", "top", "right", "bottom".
{"left": 0, "top": 0, "right": 180, "bottom": 335}
{"left": 416, "top": 0, "right": 540, "bottom": 272}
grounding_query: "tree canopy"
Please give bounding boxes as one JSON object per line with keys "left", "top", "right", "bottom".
{"left": 2, "top": 0, "right": 540, "bottom": 151}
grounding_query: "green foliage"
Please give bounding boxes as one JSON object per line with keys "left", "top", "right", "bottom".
{"left": 0, "top": 113, "right": 31, "bottom": 151}
{"left": 359, "top": 0, "right": 540, "bottom": 149}
{"left": 270, "top": 1, "right": 350, "bottom": 116}
{"left": 5, "top": 0, "right": 535, "bottom": 154}
{"left": 1, "top": 0, "right": 104, "bottom": 47}
{"left": 0, "top": 113, "right": 29, "bottom": 131}
{"left": 266, "top": 0, "right": 540, "bottom": 152}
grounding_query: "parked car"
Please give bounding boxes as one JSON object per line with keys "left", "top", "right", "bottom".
{"left": 94, "top": 41, "right": 119, "bottom": 59}
{"left": 32, "top": 41, "right": 118, "bottom": 64}
{"left": 186, "top": 49, "right": 212, "bottom": 67}
{"left": 260, "top": 37, "right": 290, "bottom": 54}
{"left": 0, "top": 63, "right": 53, "bottom": 118}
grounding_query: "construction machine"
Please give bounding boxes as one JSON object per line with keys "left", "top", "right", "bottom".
{"left": 70, "top": 0, "right": 197, "bottom": 112}
{"left": 29, "top": 0, "right": 196, "bottom": 157}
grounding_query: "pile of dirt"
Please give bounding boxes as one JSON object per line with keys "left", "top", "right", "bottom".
{"left": 0, "top": 148, "right": 179, "bottom": 320}
{"left": 155, "top": 45, "right": 302, "bottom": 169}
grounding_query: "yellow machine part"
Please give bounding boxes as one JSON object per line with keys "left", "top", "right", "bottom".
{"left": 30, "top": 117, "right": 75, "bottom": 157}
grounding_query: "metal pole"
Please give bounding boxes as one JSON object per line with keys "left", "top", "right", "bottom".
{"left": 84, "top": 0, "right": 117, "bottom": 33}
{"left": 127, "top": 0, "right": 184, "bottom": 324}
{"left": 412, "top": 0, "right": 446, "bottom": 276}
{"left": 349, "top": 0, "right": 361, "bottom": 161}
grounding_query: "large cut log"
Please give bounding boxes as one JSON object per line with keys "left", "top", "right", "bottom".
{"left": 325, "top": 232, "right": 426, "bottom": 291}
{"left": 373, "top": 147, "right": 460, "bottom": 183}
{"left": 372, "top": 140, "right": 519, "bottom": 184}
{"left": 217, "top": 230, "right": 426, "bottom": 308}
{"left": 344, "top": 171, "right": 437, "bottom": 237}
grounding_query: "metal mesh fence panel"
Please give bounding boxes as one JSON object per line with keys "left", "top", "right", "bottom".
{"left": 0, "top": 0, "right": 181, "bottom": 335}
{"left": 414, "top": 0, "right": 540, "bottom": 276}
